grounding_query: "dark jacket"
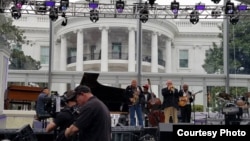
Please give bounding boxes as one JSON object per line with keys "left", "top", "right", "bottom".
{"left": 161, "top": 87, "right": 180, "bottom": 109}
{"left": 125, "top": 85, "right": 144, "bottom": 106}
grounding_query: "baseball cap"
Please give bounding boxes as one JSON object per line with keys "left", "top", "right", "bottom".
{"left": 63, "top": 90, "right": 76, "bottom": 101}
{"left": 74, "top": 85, "right": 91, "bottom": 95}
{"left": 143, "top": 84, "right": 149, "bottom": 89}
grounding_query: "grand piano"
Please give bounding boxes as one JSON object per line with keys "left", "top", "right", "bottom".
{"left": 79, "top": 72, "right": 128, "bottom": 113}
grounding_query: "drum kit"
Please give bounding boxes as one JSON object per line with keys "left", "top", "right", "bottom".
{"left": 217, "top": 92, "right": 250, "bottom": 116}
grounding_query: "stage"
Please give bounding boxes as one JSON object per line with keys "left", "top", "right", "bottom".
{"left": 1, "top": 120, "right": 250, "bottom": 141}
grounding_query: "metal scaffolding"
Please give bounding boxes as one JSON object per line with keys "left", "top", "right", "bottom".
{"left": 1, "top": 1, "right": 250, "bottom": 19}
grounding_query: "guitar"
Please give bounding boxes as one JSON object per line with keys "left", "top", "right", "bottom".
{"left": 178, "top": 90, "right": 202, "bottom": 107}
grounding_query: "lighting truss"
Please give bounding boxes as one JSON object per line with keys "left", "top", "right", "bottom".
{"left": 1, "top": 1, "right": 250, "bottom": 20}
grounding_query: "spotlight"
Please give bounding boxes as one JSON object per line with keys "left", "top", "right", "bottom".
{"left": 61, "top": 12, "right": 67, "bottom": 26}
{"left": 225, "top": 0, "right": 235, "bottom": 16}
{"left": 15, "top": 0, "right": 26, "bottom": 9}
{"left": 116, "top": 0, "right": 125, "bottom": 13}
{"left": 90, "top": 9, "right": 99, "bottom": 23}
{"left": 139, "top": 8, "right": 149, "bottom": 23}
{"left": 11, "top": 6, "right": 21, "bottom": 20}
{"left": 195, "top": 3, "right": 205, "bottom": 11}
{"left": 190, "top": 10, "right": 199, "bottom": 24}
{"left": 237, "top": 4, "right": 247, "bottom": 11}
{"left": 49, "top": 7, "right": 58, "bottom": 22}
{"left": 211, "top": 9, "right": 221, "bottom": 18}
{"left": 60, "top": 0, "right": 69, "bottom": 11}
{"left": 211, "top": 0, "right": 221, "bottom": 4}
{"left": 229, "top": 15, "right": 239, "bottom": 25}
{"left": 148, "top": 0, "right": 156, "bottom": 8}
{"left": 89, "top": 1, "right": 99, "bottom": 9}
{"left": 170, "top": 0, "right": 179, "bottom": 18}
{"left": 35, "top": 1, "right": 47, "bottom": 14}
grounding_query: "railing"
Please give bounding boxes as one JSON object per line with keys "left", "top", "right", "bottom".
{"left": 67, "top": 54, "right": 165, "bottom": 66}
{"left": 142, "top": 55, "right": 165, "bottom": 67}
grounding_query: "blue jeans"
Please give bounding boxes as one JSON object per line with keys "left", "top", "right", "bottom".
{"left": 129, "top": 104, "right": 143, "bottom": 126}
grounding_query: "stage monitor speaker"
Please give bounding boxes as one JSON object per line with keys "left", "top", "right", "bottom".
{"left": 158, "top": 123, "right": 193, "bottom": 141}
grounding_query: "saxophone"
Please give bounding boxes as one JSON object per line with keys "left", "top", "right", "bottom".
{"left": 131, "top": 89, "right": 139, "bottom": 105}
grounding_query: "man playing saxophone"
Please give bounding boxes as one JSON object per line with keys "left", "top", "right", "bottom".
{"left": 161, "top": 80, "right": 181, "bottom": 123}
{"left": 125, "top": 79, "right": 144, "bottom": 126}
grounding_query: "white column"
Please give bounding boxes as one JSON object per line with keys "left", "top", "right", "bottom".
{"left": 99, "top": 26, "right": 109, "bottom": 72}
{"left": 60, "top": 35, "right": 67, "bottom": 71}
{"left": 0, "top": 47, "right": 10, "bottom": 115}
{"left": 53, "top": 39, "right": 60, "bottom": 71}
{"left": 151, "top": 32, "right": 158, "bottom": 72}
{"left": 165, "top": 38, "right": 172, "bottom": 73}
{"left": 128, "top": 27, "right": 136, "bottom": 72}
{"left": 76, "top": 29, "right": 84, "bottom": 71}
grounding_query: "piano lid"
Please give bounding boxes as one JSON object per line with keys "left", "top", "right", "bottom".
{"left": 80, "top": 72, "right": 128, "bottom": 112}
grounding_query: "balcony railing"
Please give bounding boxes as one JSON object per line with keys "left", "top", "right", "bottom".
{"left": 67, "top": 53, "right": 165, "bottom": 67}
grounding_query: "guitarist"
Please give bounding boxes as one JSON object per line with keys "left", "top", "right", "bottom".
{"left": 179, "top": 84, "right": 194, "bottom": 123}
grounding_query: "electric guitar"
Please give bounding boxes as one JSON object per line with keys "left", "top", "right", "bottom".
{"left": 178, "top": 90, "right": 202, "bottom": 107}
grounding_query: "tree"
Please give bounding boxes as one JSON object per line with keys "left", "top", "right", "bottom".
{"left": 0, "top": 0, "right": 41, "bottom": 70}
{"left": 9, "top": 49, "right": 41, "bottom": 70}
{"left": 203, "top": 12, "right": 250, "bottom": 74}
{"left": 202, "top": 12, "right": 250, "bottom": 107}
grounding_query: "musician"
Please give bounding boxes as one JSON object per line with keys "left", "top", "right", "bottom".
{"left": 125, "top": 79, "right": 144, "bottom": 126}
{"left": 141, "top": 84, "right": 154, "bottom": 126}
{"left": 161, "top": 80, "right": 180, "bottom": 123}
{"left": 179, "top": 84, "right": 194, "bottom": 123}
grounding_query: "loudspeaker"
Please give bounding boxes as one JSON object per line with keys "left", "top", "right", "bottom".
{"left": 158, "top": 123, "right": 193, "bottom": 141}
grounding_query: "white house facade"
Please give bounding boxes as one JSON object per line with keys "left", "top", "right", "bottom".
{"left": 9, "top": 0, "right": 222, "bottom": 105}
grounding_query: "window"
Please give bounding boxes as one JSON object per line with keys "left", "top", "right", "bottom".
{"left": 179, "top": 50, "right": 188, "bottom": 68}
{"left": 112, "top": 43, "right": 122, "bottom": 59}
{"left": 90, "top": 45, "right": 96, "bottom": 60}
{"left": 40, "top": 46, "right": 49, "bottom": 64}
{"left": 68, "top": 48, "right": 76, "bottom": 57}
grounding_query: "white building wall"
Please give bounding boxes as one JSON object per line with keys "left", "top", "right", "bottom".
{"left": 10, "top": 14, "right": 222, "bottom": 104}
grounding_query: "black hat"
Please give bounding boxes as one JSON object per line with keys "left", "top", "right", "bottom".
{"left": 74, "top": 85, "right": 91, "bottom": 95}
{"left": 63, "top": 90, "right": 76, "bottom": 101}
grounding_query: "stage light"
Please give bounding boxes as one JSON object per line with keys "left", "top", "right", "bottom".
{"left": 229, "top": 15, "right": 239, "bottom": 25}
{"left": 190, "top": 10, "right": 199, "bottom": 25}
{"left": 195, "top": 3, "right": 205, "bottom": 11}
{"left": 225, "top": 0, "right": 235, "bottom": 16}
{"left": 89, "top": 1, "right": 98, "bottom": 9}
{"left": 35, "top": 1, "right": 47, "bottom": 14}
{"left": 60, "top": 0, "right": 69, "bottom": 11}
{"left": 171, "top": 0, "right": 179, "bottom": 18}
{"left": 11, "top": 6, "right": 21, "bottom": 20}
{"left": 16, "top": 0, "right": 25, "bottom": 9}
{"left": 237, "top": 4, "right": 247, "bottom": 11}
{"left": 49, "top": 7, "right": 58, "bottom": 22}
{"left": 61, "top": 12, "right": 67, "bottom": 26}
{"left": 148, "top": 0, "right": 156, "bottom": 7}
{"left": 116, "top": 0, "right": 125, "bottom": 13}
{"left": 211, "top": 0, "right": 220, "bottom": 4}
{"left": 211, "top": 9, "right": 221, "bottom": 18}
{"left": 139, "top": 8, "right": 149, "bottom": 23}
{"left": 45, "top": 1, "right": 55, "bottom": 7}
{"left": 90, "top": 9, "right": 99, "bottom": 23}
